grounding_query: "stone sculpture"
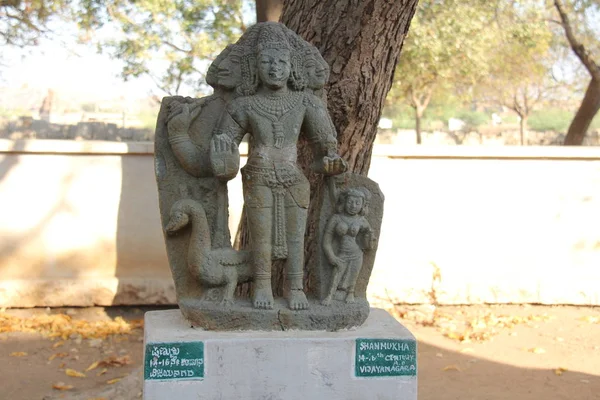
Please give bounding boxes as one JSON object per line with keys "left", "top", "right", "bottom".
{"left": 321, "top": 185, "right": 377, "bottom": 306}
{"left": 154, "top": 22, "right": 384, "bottom": 331}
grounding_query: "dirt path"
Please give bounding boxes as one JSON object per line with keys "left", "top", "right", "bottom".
{"left": 0, "top": 305, "right": 598, "bottom": 400}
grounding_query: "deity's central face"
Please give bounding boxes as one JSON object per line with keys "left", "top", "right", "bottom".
{"left": 345, "top": 195, "right": 364, "bottom": 216}
{"left": 258, "top": 48, "right": 291, "bottom": 90}
{"left": 217, "top": 47, "right": 243, "bottom": 89}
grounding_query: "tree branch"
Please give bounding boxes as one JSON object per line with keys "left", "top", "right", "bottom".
{"left": 554, "top": 0, "right": 600, "bottom": 80}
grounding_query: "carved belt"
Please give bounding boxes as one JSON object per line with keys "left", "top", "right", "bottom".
{"left": 242, "top": 163, "right": 303, "bottom": 189}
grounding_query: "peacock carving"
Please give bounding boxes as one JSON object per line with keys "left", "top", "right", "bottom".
{"left": 165, "top": 199, "right": 252, "bottom": 304}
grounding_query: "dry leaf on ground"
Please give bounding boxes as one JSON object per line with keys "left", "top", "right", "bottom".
{"left": 52, "top": 340, "right": 65, "bottom": 348}
{"left": 96, "top": 368, "right": 108, "bottom": 376}
{"left": 86, "top": 361, "right": 100, "bottom": 372}
{"left": 9, "top": 352, "right": 27, "bottom": 357}
{"left": 52, "top": 382, "right": 74, "bottom": 390}
{"left": 99, "top": 354, "right": 132, "bottom": 367}
{"left": 528, "top": 347, "right": 546, "bottom": 354}
{"left": 106, "top": 377, "right": 123, "bottom": 385}
{"left": 443, "top": 364, "right": 462, "bottom": 372}
{"left": 554, "top": 367, "right": 568, "bottom": 376}
{"left": 580, "top": 316, "right": 600, "bottom": 324}
{"left": 65, "top": 368, "right": 86, "bottom": 378}
{"left": 48, "top": 352, "right": 68, "bottom": 361}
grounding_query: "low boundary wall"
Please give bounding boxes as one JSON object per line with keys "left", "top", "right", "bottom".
{"left": 1, "top": 140, "right": 599, "bottom": 307}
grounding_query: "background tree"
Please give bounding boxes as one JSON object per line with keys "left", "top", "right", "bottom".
{"left": 479, "top": 4, "right": 554, "bottom": 145}
{"left": 552, "top": 0, "right": 600, "bottom": 145}
{"left": 387, "top": 0, "right": 497, "bottom": 144}
{"left": 86, "top": 0, "right": 247, "bottom": 96}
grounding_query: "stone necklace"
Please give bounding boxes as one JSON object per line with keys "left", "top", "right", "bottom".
{"left": 251, "top": 91, "right": 303, "bottom": 149}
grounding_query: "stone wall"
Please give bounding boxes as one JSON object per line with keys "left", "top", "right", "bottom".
{"left": 1, "top": 140, "right": 600, "bottom": 307}
{"left": 0, "top": 117, "right": 153, "bottom": 141}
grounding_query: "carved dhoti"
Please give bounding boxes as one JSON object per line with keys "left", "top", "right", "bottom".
{"left": 241, "top": 161, "right": 309, "bottom": 261}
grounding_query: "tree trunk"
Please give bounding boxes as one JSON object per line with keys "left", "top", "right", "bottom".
{"left": 564, "top": 78, "right": 600, "bottom": 146}
{"left": 279, "top": 0, "right": 417, "bottom": 294}
{"left": 414, "top": 107, "right": 422, "bottom": 145}
{"left": 255, "top": 0, "right": 283, "bottom": 23}
{"left": 519, "top": 115, "right": 527, "bottom": 146}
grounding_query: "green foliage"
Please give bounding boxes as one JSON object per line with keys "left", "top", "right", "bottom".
{"left": 85, "top": 0, "right": 247, "bottom": 95}
{"left": 456, "top": 110, "right": 488, "bottom": 130}
{"left": 0, "top": 0, "right": 69, "bottom": 46}
{"left": 528, "top": 109, "right": 574, "bottom": 132}
{"left": 389, "top": 0, "right": 498, "bottom": 109}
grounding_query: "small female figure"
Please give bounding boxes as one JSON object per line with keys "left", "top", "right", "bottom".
{"left": 322, "top": 186, "right": 377, "bottom": 305}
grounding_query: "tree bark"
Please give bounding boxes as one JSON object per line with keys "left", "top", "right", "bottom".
{"left": 519, "top": 115, "right": 527, "bottom": 146}
{"left": 414, "top": 107, "right": 422, "bottom": 145}
{"left": 564, "top": 78, "right": 600, "bottom": 145}
{"left": 255, "top": 0, "right": 283, "bottom": 23}
{"left": 554, "top": 0, "right": 600, "bottom": 145}
{"left": 279, "top": 0, "right": 417, "bottom": 294}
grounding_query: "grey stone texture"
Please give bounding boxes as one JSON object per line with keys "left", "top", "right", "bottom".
{"left": 154, "top": 22, "right": 384, "bottom": 330}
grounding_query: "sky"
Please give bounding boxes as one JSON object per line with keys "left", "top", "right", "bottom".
{"left": 1, "top": 35, "right": 155, "bottom": 102}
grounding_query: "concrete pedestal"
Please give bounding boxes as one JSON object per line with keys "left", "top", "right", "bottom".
{"left": 143, "top": 308, "right": 417, "bottom": 400}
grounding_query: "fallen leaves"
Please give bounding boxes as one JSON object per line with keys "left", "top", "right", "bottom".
{"left": 443, "top": 364, "right": 462, "bottom": 372}
{"left": 98, "top": 354, "right": 132, "bottom": 368}
{"left": 86, "top": 361, "right": 100, "bottom": 372}
{"left": 554, "top": 367, "right": 568, "bottom": 376}
{"left": 48, "top": 352, "right": 68, "bottom": 361}
{"left": 65, "top": 368, "right": 86, "bottom": 378}
{"left": 9, "top": 351, "right": 27, "bottom": 357}
{"left": 0, "top": 313, "right": 143, "bottom": 340}
{"left": 52, "top": 382, "right": 74, "bottom": 391}
{"left": 106, "top": 377, "right": 123, "bottom": 385}
{"left": 389, "top": 305, "right": 555, "bottom": 344}
{"left": 580, "top": 316, "right": 600, "bottom": 324}
{"left": 528, "top": 347, "right": 546, "bottom": 354}
{"left": 53, "top": 340, "right": 65, "bottom": 349}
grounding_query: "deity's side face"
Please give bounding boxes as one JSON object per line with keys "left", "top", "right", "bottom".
{"left": 258, "top": 48, "right": 291, "bottom": 90}
{"left": 217, "top": 47, "right": 243, "bottom": 89}
{"left": 345, "top": 195, "right": 364, "bottom": 216}
{"left": 305, "top": 51, "right": 327, "bottom": 90}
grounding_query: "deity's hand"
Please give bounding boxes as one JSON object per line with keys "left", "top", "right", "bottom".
{"left": 364, "top": 228, "right": 377, "bottom": 250}
{"left": 328, "top": 255, "right": 345, "bottom": 269}
{"left": 321, "top": 153, "right": 348, "bottom": 176}
{"left": 167, "top": 101, "right": 202, "bottom": 137}
{"left": 210, "top": 134, "right": 240, "bottom": 181}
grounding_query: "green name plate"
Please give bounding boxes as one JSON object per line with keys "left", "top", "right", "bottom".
{"left": 355, "top": 338, "right": 417, "bottom": 377}
{"left": 144, "top": 341, "right": 204, "bottom": 381}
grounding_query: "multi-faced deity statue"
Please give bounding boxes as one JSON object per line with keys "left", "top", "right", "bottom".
{"left": 154, "top": 22, "right": 384, "bottom": 331}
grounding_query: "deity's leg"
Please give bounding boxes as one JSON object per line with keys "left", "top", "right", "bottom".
{"left": 321, "top": 264, "right": 346, "bottom": 306}
{"left": 284, "top": 202, "right": 309, "bottom": 310}
{"left": 244, "top": 185, "right": 274, "bottom": 309}
{"left": 341, "top": 255, "right": 363, "bottom": 303}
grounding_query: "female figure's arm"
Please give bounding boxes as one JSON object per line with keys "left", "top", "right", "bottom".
{"left": 360, "top": 217, "right": 377, "bottom": 250}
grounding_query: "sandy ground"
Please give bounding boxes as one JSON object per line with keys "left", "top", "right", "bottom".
{"left": 0, "top": 305, "right": 598, "bottom": 400}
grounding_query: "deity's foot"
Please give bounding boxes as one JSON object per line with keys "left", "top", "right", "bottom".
{"left": 321, "top": 295, "right": 333, "bottom": 306}
{"left": 288, "top": 289, "right": 309, "bottom": 310}
{"left": 252, "top": 281, "right": 274, "bottom": 309}
{"left": 334, "top": 289, "right": 346, "bottom": 301}
{"left": 345, "top": 292, "right": 355, "bottom": 303}
{"left": 219, "top": 298, "right": 234, "bottom": 307}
